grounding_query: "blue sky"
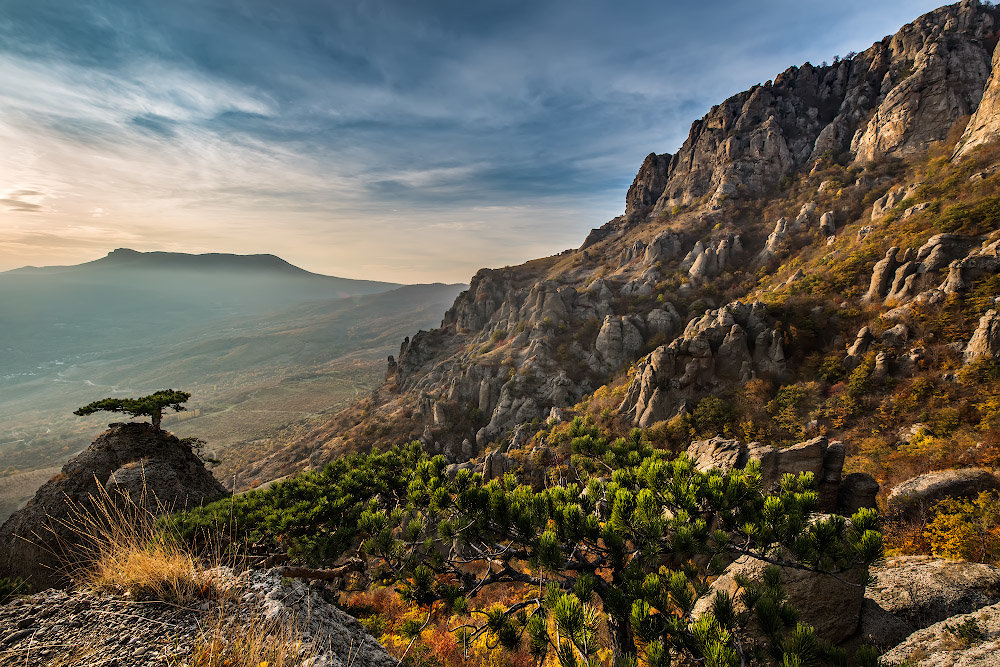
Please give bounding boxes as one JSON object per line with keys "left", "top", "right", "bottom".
{"left": 0, "top": 0, "right": 945, "bottom": 282}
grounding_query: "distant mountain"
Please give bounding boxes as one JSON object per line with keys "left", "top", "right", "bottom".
{"left": 7, "top": 248, "right": 391, "bottom": 288}
{"left": 0, "top": 249, "right": 400, "bottom": 375}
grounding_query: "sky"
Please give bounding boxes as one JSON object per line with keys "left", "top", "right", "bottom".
{"left": 0, "top": 0, "right": 947, "bottom": 283}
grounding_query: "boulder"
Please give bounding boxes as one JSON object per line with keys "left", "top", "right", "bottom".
{"left": 692, "top": 553, "right": 866, "bottom": 644}
{"left": 820, "top": 210, "right": 836, "bottom": 235}
{"left": 887, "top": 468, "right": 1000, "bottom": 519}
{"left": 482, "top": 450, "right": 515, "bottom": 482}
{"left": 684, "top": 436, "right": 874, "bottom": 515}
{"left": 880, "top": 600, "right": 1000, "bottom": 666}
{"left": 867, "top": 556, "right": 1000, "bottom": 630}
{"left": 0, "top": 422, "right": 225, "bottom": 589}
{"left": 838, "top": 473, "right": 881, "bottom": 516}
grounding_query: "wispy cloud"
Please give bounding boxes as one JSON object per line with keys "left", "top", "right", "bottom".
{"left": 0, "top": 0, "right": 946, "bottom": 282}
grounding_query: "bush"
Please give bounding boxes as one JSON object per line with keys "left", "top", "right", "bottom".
{"left": 690, "top": 395, "right": 736, "bottom": 437}
{"left": 924, "top": 491, "right": 1000, "bottom": 563}
{"left": 169, "top": 443, "right": 426, "bottom": 565}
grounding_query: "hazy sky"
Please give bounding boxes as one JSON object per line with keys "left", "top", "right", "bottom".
{"left": 0, "top": 0, "right": 945, "bottom": 283}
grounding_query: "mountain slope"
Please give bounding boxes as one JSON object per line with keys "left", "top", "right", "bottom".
{"left": 242, "top": 0, "right": 1000, "bottom": 491}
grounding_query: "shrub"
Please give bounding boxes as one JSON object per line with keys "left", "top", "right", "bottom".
{"left": 690, "top": 395, "right": 736, "bottom": 437}
{"left": 359, "top": 427, "right": 883, "bottom": 665}
{"left": 924, "top": 491, "right": 1000, "bottom": 563}
{"left": 767, "top": 383, "right": 819, "bottom": 440}
{"left": 169, "top": 443, "right": 425, "bottom": 565}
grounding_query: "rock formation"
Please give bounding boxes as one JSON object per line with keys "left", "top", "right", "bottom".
{"left": 692, "top": 551, "right": 866, "bottom": 644}
{"left": 0, "top": 423, "right": 225, "bottom": 589}
{"left": 0, "top": 568, "right": 395, "bottom": 667}
{"left": 956, "top": 36, "right": 1000, "bottom": 157}
{"left": 965, "top": 309, "right": 1000, "bottom": 362}
{"left": 886, "top": 467, "right": 1000, "bottom": 518}
{"left": 881, "top": 600, "right": 1000, "bottom": 666}
{"left": 682, "top": 436, "right": 877, "bottom": 515}
{"left": 618, "top": 301, "right": 786, "bottom": 427}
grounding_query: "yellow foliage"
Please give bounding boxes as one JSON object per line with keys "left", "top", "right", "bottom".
{"left": 924, "top": 491, "right": 1000, "bottom": 563}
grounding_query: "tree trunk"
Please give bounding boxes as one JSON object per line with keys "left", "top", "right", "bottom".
{"left": 594, "top": 576, "right": 637, "bottom": 660}
{"left": 607, "top": 613, "right": 636, "bottom": 662}
{"left": 152, "top": 408, "right": 162, "bottom": 430}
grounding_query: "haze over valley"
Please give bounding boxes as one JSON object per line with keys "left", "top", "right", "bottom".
{"left": 0, "top": 248, "right": 464, "bottom": 519}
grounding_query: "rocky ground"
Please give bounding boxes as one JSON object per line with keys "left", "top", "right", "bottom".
{"left": 0, "top": 568, "right": 395, "bottom": 667}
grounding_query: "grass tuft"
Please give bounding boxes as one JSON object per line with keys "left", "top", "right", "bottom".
{"left": 53, "top": 476, "right": 230, "bottom": 604}
{"left": 184, "top": 611, "right": 314, "bottom": 667}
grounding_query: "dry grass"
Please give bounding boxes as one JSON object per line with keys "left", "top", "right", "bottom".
{"left": 53, "top": 478, "right": 231, "bottom": 604}
{"left": 183, "top": 611, "right": 314, "bottom": 667}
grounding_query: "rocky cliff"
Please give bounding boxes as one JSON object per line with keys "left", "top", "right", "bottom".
{"left": 0, "top": 422, "right": 225, "bottom": 589}
{"left": 240, "top": 1, "right": 1000, "bottom": 494}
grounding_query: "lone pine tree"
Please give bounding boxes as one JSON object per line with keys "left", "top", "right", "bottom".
{"left": 73, "top": 389, "right": 191, "bottom": 431}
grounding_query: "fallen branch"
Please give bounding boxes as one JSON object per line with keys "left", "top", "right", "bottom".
{"left": 276, "top": 558, "right": 365, "bottom": 581}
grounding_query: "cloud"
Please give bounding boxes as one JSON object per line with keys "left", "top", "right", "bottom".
{"left": 0, "top": 198, "right": 42, "bottom": 212}
{"left": 0, "top": 0, "right": 947, "bottom": 281}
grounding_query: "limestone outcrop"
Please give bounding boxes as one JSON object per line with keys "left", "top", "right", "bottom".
{"left": 625, "top": 152, "right": 671, "bottom": 216}
{"left": 0, "top": 568, "right": 395, "bottom": 667}
{"left": 650, "top": 1, "right": 997, "bottom": 211}
{"left": 887, "top": 468, "right": 1000, "bottom": 518}
{"left": 881, "top": 600, "right": 1000, "bottom": 666}
{"left": 618, "top": 301, "right": 786, "bottom": 427}
{"left": 867, "top": 556, "right": 1000, "bottom": 630}
{"left": 683, "top": 435, "right": 877, "bottom": 514}
{"left": 853, "top": 0, "right": 995, "bottom": 162}
{"left": 0, "top": 422, "right": 225, "bottom": 589}
{"left": 955, "top": 37, "right": 1000, "bottom": 158}
{"left": 965, "top": 309, "right": 1000, "bottom": 362}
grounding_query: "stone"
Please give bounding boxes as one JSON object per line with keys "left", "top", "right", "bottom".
{"left": 482, "top": 450, "right": 515, "bottom": 482}
{"left": 0, "top": 568, "right": 396, "bottom": 667}
{"left": 819, "top": 210, "right": 836, "bottom": 235}
{"left": 867, "top": 556, "right": 1000, "bottom": 631}
{"left": 684, "top": 436, "right": 873, "bottom": 515}
{"left": 881, "top": 600, "right": 1000, "bottom": 666}
{"left": 692, "top": 552, "right": 866, "bottom": 644}
{"left": 838, "top": 473, "right": 881, "bottom": 516}
{"left": 887, "top": 468, "right": 1000, "bottom": 519}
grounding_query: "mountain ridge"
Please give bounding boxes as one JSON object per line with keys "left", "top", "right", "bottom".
{"left": 236, "top": 0, "right": 1000, "bottom": 491}
{"left": 3, "top": 247, "right": 400, "bottom": 289}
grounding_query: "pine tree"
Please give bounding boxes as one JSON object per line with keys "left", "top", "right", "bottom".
{"left": 359, "top": 425, "right": 883, "bottom": 665}
{"left": 73, "top": 389, "right": 191, "bottom": 430}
